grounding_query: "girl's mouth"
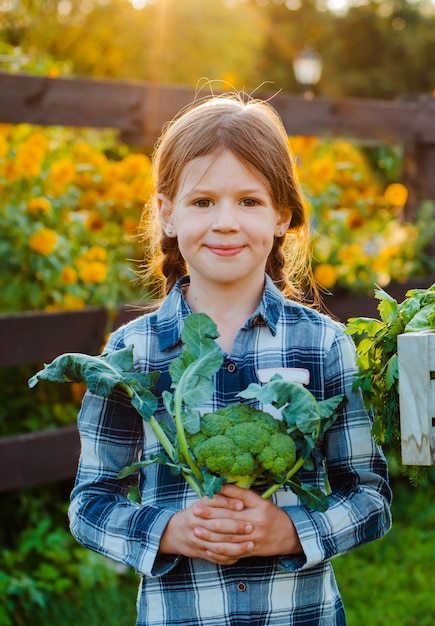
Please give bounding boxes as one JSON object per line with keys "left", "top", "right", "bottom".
{"left": 207, "top": 246, "right": 244, "bottom": 257}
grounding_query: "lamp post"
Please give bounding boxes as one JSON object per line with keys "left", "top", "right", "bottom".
{"left": 292, "top": 46, "right": 323, "bottom": 99}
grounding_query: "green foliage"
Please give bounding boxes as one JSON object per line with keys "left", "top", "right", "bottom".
{"left": 0, "top": 483, "right": 137, "bottom": 626}
{"left": 0, "top": 364, "right": 81, "bottom": 437}
{"left": 345, "top": 283, "right": 435, "bottom": 483}
{"left": 334, "top": 477, "right": 435, "bottom": 626}
{"left": 30, "top": 312, "right": 344, "bottom": 510}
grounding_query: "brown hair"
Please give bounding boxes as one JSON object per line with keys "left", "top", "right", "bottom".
{"left": 140, "top": 93, "right": 318, "bottom": 304}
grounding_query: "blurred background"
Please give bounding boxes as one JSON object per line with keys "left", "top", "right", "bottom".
{"left": 1, "top": 1, "right": 434, "bottom": 625}
{"left": 2, "top": 0, "right": 435, "bottom": 99}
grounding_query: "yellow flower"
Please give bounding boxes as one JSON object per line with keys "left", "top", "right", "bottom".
{"left": 310, "top": 157, "right": 337, "bottom": 185}
{"left": 0, "top": 123, "right": 12, "bottom": 139}
{"left": 119, "top": 153, "right": 151, "bottom": 180}
{"left": 0, "top": 134, "right": 9, "bottom": 158}
{"left": 313, "top": 263, "right": 337, "bottom": 289}
{"left": 47, "top": 66, "right": 60, "bottom": 78}
{"left": 29, "top": 228, "right": 58, "bottom": 255}
{"left": 106, "top": 181, "right": 134, "bottom": 206}
{"left": 289, "top": 136, "right": 318, "bottom": 161}
{"left": 85, "top": 210, "right": 105, "bottom": 231}
{"left": 78, "top": 261, "right": 108, "bottom": 284}
{"left": 45, "top": 294, "right": 86, "bottom": 311}
{"left": 27, "top": 197, "right": 52, "bottom": 215}
{"left": 73, "top": 141, "right": 94, "bottom": 161}
{"left": 85, "top": 245, "right": 107, "bottom": 262}
{"left": 62, "top": 294, "right": 86, "bottom": 310}
{"left": 47, "top": 159, "right": 76, "bottom": 194}
{"left": 123, "top": 216, "right": 139, "bottom": 233}
{"left": 384, "top": 183, "right": 408, "bottom": 207}
{"left": 60, "top": 266, "right": 78, "bottom": 285}
{"left": 337, "top": 244, "right": 364, "bottom": 264}
{"left": 26, "top": 132, "right": 49, "bottom": 154}
{"left": 8, "top": 143, "right": 45, "bottom": 180}
{"left": 132, "top": 176, "right": 153, "bottom": 203}
{"left": 344, "top": 209, "right": 365, "bottom": 230}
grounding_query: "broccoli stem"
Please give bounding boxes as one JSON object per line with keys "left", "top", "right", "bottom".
{"left": 173, "top": 373, "right": 203, "bottom": 482}
{"left": 120, "top": 381, "right": 204, "bottom": 497}
{"left": 119, "top": 382, "right": 175, "bottom": 460}
{"left": 260, "top": 455, "right": 306, "bottom": 499}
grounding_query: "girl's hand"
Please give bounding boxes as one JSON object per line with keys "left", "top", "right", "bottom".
{"left": 159, "top": 491, "right": 255, "bottom": 565}
{"left": 193, "top": 485, "right": 304, "bottom": 561}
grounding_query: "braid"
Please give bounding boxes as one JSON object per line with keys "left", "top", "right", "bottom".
{"left": 161, "top": 235, "right": 187, "bottom": 295}
{"left": 266, "top": 238, "right": 289, "bottom": 295}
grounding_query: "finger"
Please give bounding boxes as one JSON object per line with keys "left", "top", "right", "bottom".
{"left": 193, "top": 521, "right": 253, "bottom": 543}
{"left": 193, "top": 502, "right": 244, "bottom": 520}
{"left": 219, "top": 484, "right": 261, "bottom": 504}
{"left": 204, "top": 540, "right": 254, "bottom": 563}
{"left": 201, "top": 493, "right": 245, "bottom": 511}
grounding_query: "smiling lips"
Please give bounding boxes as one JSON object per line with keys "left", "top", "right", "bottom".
{"left": 206, "top": 245, "right": 245, "bottom": 257}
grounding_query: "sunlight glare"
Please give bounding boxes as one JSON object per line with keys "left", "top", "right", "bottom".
{"left": 131, "top": 0, "right": 148, "bottom": 8}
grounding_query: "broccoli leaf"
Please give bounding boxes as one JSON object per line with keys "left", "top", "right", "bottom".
{"left": 286, "top": 477, "right": 330, "bottom": 512}
{"left": 180, "top": 409, "right": 202, "bottom": 435}
{"left": 202, "top": 471, "right": 226, "bottom": 499}
{"left": 318, "top": 395, "right": 347, "bottom": 437}
{"left": 28, "top": 349, "right": 132, "bottom": 393}
{"left": 169, "top": 313, "right": 223, "bottom": 389}
{"left": 118, "top": 454, "right": 185, "bottom": 479}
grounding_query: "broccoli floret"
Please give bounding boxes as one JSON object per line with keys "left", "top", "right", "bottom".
{"left": 257, "top": 433, "right": 296, "bottom": 478}
{"left": 200, "top": 412, "right": 229, "bottom": 437}
{"left": 182, "top": 403, "right": 297, "bottom": 490}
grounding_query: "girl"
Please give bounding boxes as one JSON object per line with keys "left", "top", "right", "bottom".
{"left": 69, "top": 94, "right": 392, "bottom": 625}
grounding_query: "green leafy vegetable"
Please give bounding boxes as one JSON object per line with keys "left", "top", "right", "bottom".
{"left": 29, "top": 312, "right": 345, "bottom": 511}
{"left": 345, "top": 282, "right": 435, "bottom": 484}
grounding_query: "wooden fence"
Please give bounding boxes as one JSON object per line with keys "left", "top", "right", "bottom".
{"left": 1, "top": 71, "right": 435, "bottom": 491}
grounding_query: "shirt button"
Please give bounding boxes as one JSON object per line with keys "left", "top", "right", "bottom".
{"left": 227, "top": 362, "right": 236, "bottom": 373}
{"left": 237, "top": 582, "right": 247, "bottom": 592}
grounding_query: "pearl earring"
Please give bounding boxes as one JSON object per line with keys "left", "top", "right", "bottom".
{"left": 167, "top": 228, "right": 173, "bottom": 235}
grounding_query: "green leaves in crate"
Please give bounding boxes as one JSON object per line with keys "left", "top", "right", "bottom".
{"left": 345, "top": 282, "right": 435, "bottom": 483}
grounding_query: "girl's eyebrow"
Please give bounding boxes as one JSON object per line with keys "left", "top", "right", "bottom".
{"left": 186, "top": 186, "right": 269, "bottom": 196}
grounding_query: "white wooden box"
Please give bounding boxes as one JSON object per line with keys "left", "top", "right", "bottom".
{"left": 398, "top": 331, "right": 435, "bottom": 465}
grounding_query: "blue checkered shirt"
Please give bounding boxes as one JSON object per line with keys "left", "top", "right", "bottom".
{"left": 69, "top": 275, "right": 392, "bottom": 626}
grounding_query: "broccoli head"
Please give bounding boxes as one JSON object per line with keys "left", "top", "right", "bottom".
{"left": 177, "top": 403, "right": 297, "bottom": 490}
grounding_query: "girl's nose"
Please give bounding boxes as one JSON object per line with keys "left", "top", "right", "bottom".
{"left": 212, "top": 201, "right": 240, "bottom": 231}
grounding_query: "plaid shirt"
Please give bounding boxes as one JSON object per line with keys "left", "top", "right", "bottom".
{"left": 69, "top": 275, "right": 391, "bottom": 626}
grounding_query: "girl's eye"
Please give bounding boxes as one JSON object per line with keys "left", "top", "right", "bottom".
{"left": 194, "top": 199, "right": 212, "bottom": 208}
{"left": 241, "top": 198, "right": 259, "bottom": 207}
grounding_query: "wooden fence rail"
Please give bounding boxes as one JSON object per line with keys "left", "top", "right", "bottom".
{"left": 1, "top": 72, "right": 435, "bottom": 491}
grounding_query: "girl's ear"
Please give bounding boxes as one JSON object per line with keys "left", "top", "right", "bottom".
{"left": 274, "top": 209, "right": 293, "bottom": 237}
{"left": 158, "top": 194, "right": 177, "bottom": 237}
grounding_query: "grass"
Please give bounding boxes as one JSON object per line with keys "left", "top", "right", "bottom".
{"left": 334, "top": 479, "right": 435, "bottom": 626}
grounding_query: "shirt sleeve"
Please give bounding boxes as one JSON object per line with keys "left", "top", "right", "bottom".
{"left": 68, "top": 354, "right": 181, "bottom": 577}
{"left": 278, "top": 329, "right": 392, "bottom": 572}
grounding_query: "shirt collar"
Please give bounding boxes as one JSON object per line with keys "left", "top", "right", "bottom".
{"left": 156, "top": 274, "right": 284, "bottom": 351}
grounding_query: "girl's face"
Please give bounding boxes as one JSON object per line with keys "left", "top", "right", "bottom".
{"left": 158, "top": 149, "right": 291, "bottom": 293}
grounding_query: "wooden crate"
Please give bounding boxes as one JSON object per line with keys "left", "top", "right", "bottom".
{"left": 398, "top": 331, "right": 435, "bottom": 465}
